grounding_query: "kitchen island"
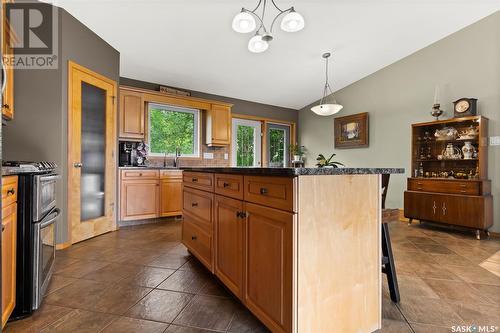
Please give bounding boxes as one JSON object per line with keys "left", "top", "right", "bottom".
{"left": 180, "top": 167, "right": 404, "bottom": 333}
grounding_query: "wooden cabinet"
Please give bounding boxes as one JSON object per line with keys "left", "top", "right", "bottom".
{"left": 160, "top": 171, "right": 182, "bottom": 217}
{"left": 404, "top": 191, "right": 492, "bottom": 230}
{"left": 2, "top": 175, "right": 17, "bottom": 328}
{"left": 214, "top": 195, "right": 244, "bottom": 299}
{"left": 183, "top": 171, "right": 214, "bottom": 192}
{"left": 244, "top": 202, "right": 292, "bottom": 333}
{"left": 182, "top": 217, "right": 213, "bottom": 270}
{"left": 244, "top": 176, "right": 295, "bottom": 212}
{"left": 120, "top": 177, "right": 159, "bottom": 221}
{"left": 119, "top": 89, "right": 145, "bottom": 139}
{"left": 404, "top": 116, "right": 493, "bottom": 237}
{"left": 206, "top": 104, "right": 231, "bottom": 146}
{"left": 215, "top": 174, "right": 243, "bottom": 200}
{"left": 2, "top": 1, "right": 14, "bottom": 120}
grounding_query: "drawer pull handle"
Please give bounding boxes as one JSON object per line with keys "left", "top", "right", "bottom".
{"left": 6, "top": 188, "right": 15, "bottom": 196}
{"left": 223, "top": 182, "right": 230, "bottom": 188}
{"left": 2, "top": 225, "right": 5, "bottom": 232}
{"left": 191, "top": 235, "right": 197, "bottom": 240}
{"left": 191, "top": 202, "right": 198, "bottom": 207}
{"left": 139, "top": 173, "right": 143, "bottom": 176}
{"left": 192, "top": 178, "right": 198, "bottom": 182}
{"left": 417, "top": 187, "right": 423, "bottom": 190}
{"left": 460, "top": 190, "right": 466, "bottom": 193}
{"left": 460, "top": 184, "right": 466, "bottom": 188}
{"left": 236, "top": 211, "right": 247, "bottom": 218}
{"left": 2, "top": 104, "right": 10, "bottom": 109}
{"left": 417, "top": 182, "right": 422, "bottom": 185}
{"left": 260, "top": 187, "right": 268, "bottom": 195}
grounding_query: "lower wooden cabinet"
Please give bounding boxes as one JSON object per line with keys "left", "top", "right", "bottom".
{"left": 404, "top": 191, "right": 493, "bottom": 230}
{"left": 120, "top": 179, "right": 159, "bottom": 221}
{"left": 182, "top": 215, "right": 213, "bottom": 270}
{"left": 2, "top": 176, "right": 18, "bottom": 328}
{"left": 160, "top": 176, "right": 182, "bottom": 217}
{"left": 214, "top": 195, "right": 244, "bottom": 299}
{"left": 244, "top": 203, "right": 292, "bottom": 333}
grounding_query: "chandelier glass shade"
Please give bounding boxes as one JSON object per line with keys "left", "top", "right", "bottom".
{"left": 311, "top": 52, "right": 343, "bottom": 116}
{"left": 232, "top": 0, "right": 305, "bottom": 53}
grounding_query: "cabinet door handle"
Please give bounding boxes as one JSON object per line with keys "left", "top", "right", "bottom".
{"left": 1, "top": 61, "right": 7, "bottom": 95}
{"left": 442, "top": 203, "right": 446, "bottom": 216}
{"left": 6, "top": 188, "right": 15, "bottom": 196}
{"left": 2, "top": 225, "right": 5, "bottom": 232}
{"left": 192, "top": 178, "right": 198, "bottom": 182}
{"left": 191, "top": 202, "right": 198, "bottom": 207}
{"left": 223, "top": 182, "right": 230, "bottom": 188}
{"left": 191, "top": 235, "right": 197, "bottom": 240}
{"left": 73, "top": 162, "right": 83, "bottom": 168}
{"left": 259, "top": 187, "right": 268, "bottom": 195}
{"left": 2, "top": 104, "right": 10, "bottom": 109}
{"left": 432, "top": 201, "right": 437, "bottom": 215}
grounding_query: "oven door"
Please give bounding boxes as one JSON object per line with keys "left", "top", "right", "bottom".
{"left": 32, "top": 208, "right": 59, "bottom": 310}
{"left": 33, "top": 174, "right": 60, "bottom": 221}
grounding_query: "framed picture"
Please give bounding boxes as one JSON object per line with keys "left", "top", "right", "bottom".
{"left": 334, "top": 112, "right": 369, "bottom": 149}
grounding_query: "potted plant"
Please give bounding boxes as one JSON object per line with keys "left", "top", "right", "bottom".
{"left": 316, "top": 153, "right": 344, "bottom": 168}
{"left": 289, "top": 144, "right": 306, "bottom": 162}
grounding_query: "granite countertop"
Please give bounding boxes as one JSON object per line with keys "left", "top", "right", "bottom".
{"left": 181, "top": 167, "right": 405, "bottom": 176}
{"left": 118, "top": 166, "right": 180, "bottom": 170}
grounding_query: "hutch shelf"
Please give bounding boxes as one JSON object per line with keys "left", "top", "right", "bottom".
{"left": 404, "top": 116, "right": 493, "bottom": 239}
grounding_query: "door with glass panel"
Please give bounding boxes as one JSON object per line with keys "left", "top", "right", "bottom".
{"left": 232, "top": 118, "right": 262, "bottom": 167}
{"left": 68, "top": 61, "right": 117, "bottom": 244}
{"left": 266, "top": 123, "right": 290, "bottom": 167}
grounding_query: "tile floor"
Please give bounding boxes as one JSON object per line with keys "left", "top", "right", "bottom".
{"left": 4, "top": 219, "right": 500, "bottom": 333}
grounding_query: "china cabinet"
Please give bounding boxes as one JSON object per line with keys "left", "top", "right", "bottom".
{"left": 404, "top": 116, "right": 492, "bottom": 239}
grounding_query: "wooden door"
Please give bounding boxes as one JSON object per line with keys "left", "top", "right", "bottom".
{"left": 440, "top": 195, "right": 486, "bottom": 228}
{"left": 244, "top": 202, "right": 292, "bottom": 333}
{"left": 68, "top": 61, "right": 117, "bottom": 244}
{"left": 404, "top": 191, "right": 439, "bottom": 222}
{"left": 119, "top": 89, "right": 145, "bottom": 139}
{"left": 120, "top": 180, "right": 159, "bottom": 221}
{"left": 1, "top": 1, "right": 14, "bottom": 120}
{"left": 214, "top": 195, "right": 244, "bottom": 299}
{"left": 2, "top": 204, "right": 16, "bottom": 328}
{"left": 160, "top": 177, "right": 182, "bottom": 217}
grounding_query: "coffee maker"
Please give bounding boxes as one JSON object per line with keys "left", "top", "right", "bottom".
{"left": 119, "top": 142, "right": 135, "bottom": 166}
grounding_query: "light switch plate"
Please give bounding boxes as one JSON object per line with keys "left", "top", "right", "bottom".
{"left": 490, "top": 136, "right": 500, "bottom": 146}
{"left": 224, "top": 153, "right": 229, "bottom": 160}
{"left": 203, "top": 152, "right": 214, "bottom": 159}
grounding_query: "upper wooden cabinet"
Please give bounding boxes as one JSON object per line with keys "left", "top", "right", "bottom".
{"left": 2, "top": 1, "right": 15, "bottom": 120}
{"left": 119, "top": 89, "right": 145, "bottom": 139}
{"left": 206, "top": 104, "right": 231, "bottom": 146}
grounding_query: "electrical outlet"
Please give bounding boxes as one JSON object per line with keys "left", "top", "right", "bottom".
{"left": 203, "top": 152, "right": 214, "bottom": 159}
{"left": 490, "top": 136, "right": 500, "bottom": 146}
{"left": 224, "top": 153, "right": 229, "bottom": 160}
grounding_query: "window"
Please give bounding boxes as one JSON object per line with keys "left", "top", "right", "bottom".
{"left": 267, "top": 123, "right": 290, "bottom": 167}
{"left": 148, "top": 103, "right": 200, "bottom": 157}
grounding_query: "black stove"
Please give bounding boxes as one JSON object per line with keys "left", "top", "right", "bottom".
{"left": 2, "top": 161, "right": 57, "bottom": 174}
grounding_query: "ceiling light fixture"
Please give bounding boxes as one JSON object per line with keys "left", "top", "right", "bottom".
{"left": 311, "top": 52, "right": 343, "bottom": 116}
{"left": 232, "top": 0, "right": 305, "bottom": 53}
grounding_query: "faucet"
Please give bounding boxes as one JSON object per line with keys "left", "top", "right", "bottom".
{"left": 163, "top": 152, "right": 167, "bottom": 168}
{"left": 173, "top": 147, "right": 181, "bottom": 168}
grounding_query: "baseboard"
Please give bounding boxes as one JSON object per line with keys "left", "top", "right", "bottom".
{"left": 118, "top": 216, "right": 182, "bottom": 228}
{"left": 56, "top": 241, "right": 72, "bottom": 250}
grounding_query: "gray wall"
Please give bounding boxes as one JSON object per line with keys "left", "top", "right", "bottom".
{"left": 299, "top": 11, "right": 500, "bottom": 232}
{"left": 120, "top": 77, "right": 299, "bottom": 124}
{"left": 3, "top": 5, "right": 120, "bottom": 244}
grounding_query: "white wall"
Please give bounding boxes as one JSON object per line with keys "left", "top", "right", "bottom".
{"left": 299, "top": 11, "right": 500, "bottom": 232}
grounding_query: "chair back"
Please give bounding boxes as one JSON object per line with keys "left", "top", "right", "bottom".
{"left": 381, "top": 174, "right": 390, "bottom": 209}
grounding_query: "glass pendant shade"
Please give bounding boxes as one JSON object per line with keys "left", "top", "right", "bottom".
{"left": 232, "top": 11, "right": 257, "bottom": 33}
{"left": 281, "top": 11, "right": 305, "bottom": 32}
{"left": 248, "top": 35, "right": 269, "bottom": 53}
{"left": 311, "top": 103, "right": 343, "bottom": 116}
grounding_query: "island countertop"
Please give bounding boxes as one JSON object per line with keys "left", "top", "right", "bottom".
{"left": 180, "top": 167, "right": 405, "bottom": 176}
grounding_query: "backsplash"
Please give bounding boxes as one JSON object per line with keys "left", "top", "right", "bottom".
{"left": 146, "top": 145, "right": 230, "bottom": 167}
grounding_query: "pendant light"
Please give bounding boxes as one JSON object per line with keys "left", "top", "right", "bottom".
{"left": 311, "top": 52, "right": 343, "bottom": 116}
{"left": 232, "top": 0, "right": 305, "bottom": 53}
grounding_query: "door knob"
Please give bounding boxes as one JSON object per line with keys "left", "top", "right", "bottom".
{"left": 73, "top": 162, "right": 83, "bottom": 168}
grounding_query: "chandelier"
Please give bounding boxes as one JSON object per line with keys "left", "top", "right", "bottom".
{"left": 232, "top": 0, "right": 305, "bottom": 53}
{"left": 311, "top": 52, "right": 343, "bottom": 116}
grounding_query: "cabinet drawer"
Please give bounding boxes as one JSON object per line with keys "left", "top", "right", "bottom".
{"left": 244, "top": 176, "right": 295, "bottom": 212}
{"left": 183, "top": 172, "right": 214, "bottom": 191}
{"left": 121, "top": 169, "right": 159, "bottom": 180}
{"left": 183, "top": 187, "right": 213, "bottom": 228}
{"left": 182, "top": 219, "right": 212, "bottom": 270}
{"left": 160, "top": 170, "right": 182, "bottom": 179}
{"left": 215, "top": 174, "right": 243, "bottom": 200}
{"left": 408, "top": 179, "right": 480, "bottom": 195}
{"left": 2, "top": 176, "right": 18, "bottom": 209}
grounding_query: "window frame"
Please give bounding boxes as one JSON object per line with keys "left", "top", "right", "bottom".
{"left": 148, "top": 103, "right": 201, "bottom": 158}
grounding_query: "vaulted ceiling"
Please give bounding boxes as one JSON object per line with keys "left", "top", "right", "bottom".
{"left": 46, "top": 0, "right": 499, "bottom": 109}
